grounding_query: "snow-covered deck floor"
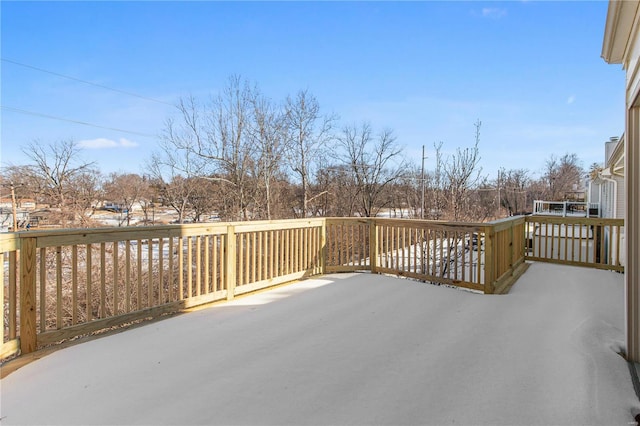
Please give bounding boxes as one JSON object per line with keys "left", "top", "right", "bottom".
{"left": 2, "top": 263, "right": 639, "bottom": 425}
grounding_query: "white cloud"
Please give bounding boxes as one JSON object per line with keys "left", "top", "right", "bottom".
{"left": 78, "top": 138, "right": 139, "bottom": 149}
{"left": 481, "top": 8, "right": 507, "bottom": 19}
{"left": 567, "top": 95, "right": 576, "bottom": 105}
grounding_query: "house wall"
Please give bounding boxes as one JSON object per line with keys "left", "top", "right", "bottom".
{"left": 599, "top": 175, "right": 625, "bottom": 219}
{"left": 601, "top": 180, "right": 615, "bottom": 218}
{"left": 603, "top": 0, "right": 640, "bottom": 363}
{"left": 628, "top": 104, "right": 640, "bottom": 363}
{"left": 615, "top": 174, "right": 625, "bottom": 219}
{"left": 588, "top": 181, "right": 600, "bottom": 207}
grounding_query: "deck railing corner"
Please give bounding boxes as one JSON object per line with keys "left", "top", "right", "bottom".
{"left": 2, "top": 214, "right": 624, "bottom": 362}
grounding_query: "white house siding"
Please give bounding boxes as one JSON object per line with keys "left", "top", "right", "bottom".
{"left": 601, "top": 180, "right": 615, "bottom": 218}
{"left": 603, "top": 0, "right": 640, "bottom": 363}
{"left": 598, "top": 177, "right": 624, "bottom": 219}
{"left": 615, "top": 174, "right": 625, "bottom": 218}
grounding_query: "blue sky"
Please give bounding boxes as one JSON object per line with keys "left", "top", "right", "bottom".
{"left": 0, "top": 1, "right": 625, "bottom": 180}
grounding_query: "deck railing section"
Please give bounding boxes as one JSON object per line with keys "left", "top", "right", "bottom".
{"left": 526, "top": 216, "right": 624, "bottom": 271}
{"left": 233, "top": 220, "right": 324, "bottom": 296}
{"left": 373, "top": 219, "right": 487, "bottom": 292}
{"left": 2, "top": 215, "right": 623, "bottom": 361}
{"left": 489, "top": 217, "right": 527, "bottom": 294}
{"left": 325, "top": 219, "right": 370, "bottom": 272}
{"left": 1, "top": 220, "right": 324, "bottom": 360}
{"left": 1, "top": 235, "right": 20, "bottom": 359}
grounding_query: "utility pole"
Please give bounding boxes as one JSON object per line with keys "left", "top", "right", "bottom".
{"left": 496, "top": 170, "right": 501, "bottom": 218}
{"left": 10, "top": 182, "right": 18, "bottom": 231}
{"left": 1, "top": 182, "right": 20, "bottom": 231}
{"left": 420, "top": 145, "right": 426, "bottom": 219}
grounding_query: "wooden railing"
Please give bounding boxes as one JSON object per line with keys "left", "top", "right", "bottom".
{"left": 489, "top": 217, "right": 527, "bottom": 294}
{"left": 2, "top": 215, "right": 623, "bottom": 361}
{"left": 533, "top": 200, "right": 600, "bottom": 217}
{"left": 325, "top": 219, "right": 370, "bottom": 272}
{"left": 525, "top": 216, "right": 624, "bottom": 271}
{"left": 379, "top": 219, "right": 487, "bottom": 291}
{"left": 1, "top": 219, "right": 324, "bottom": 360}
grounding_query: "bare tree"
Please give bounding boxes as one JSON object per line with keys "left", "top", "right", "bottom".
{"left": 148, "top": 132, "right": 207, "bottom": 224}
{"left": 442, "top": 120, "right": 483, "bottom": 221}
{"left": 137, "top": 175, "right": 161, "bottom": 225}
{"left": 314, "top": 163, "right": 359, "bottom": 217}
{"left": 338, "top": 122, "right": 405, "bottom": 217}
{"left": 21, "top": 140, "right": 98, "bottom": 226}
{"left": 103, "top": 173, "right": 149, "bottom": 226}
{"left": 68, "top": 171, "right": 103, "bottom": 227}
{"left": 187, "top": 178, "right": 219, "bottom": 222}
{"left": 250, "top": 94, "right": 287, "bottom": 219}
{"left": 284, "top": 90, "right": 336, "bottom": 217}
{"left": 388, "top": 164, "right": 421, "bottom": 218}
{"left": 201, "top": 76, "right": 260, "bottom": 220}
{"left": 425, "top": 141, "right": 446, "bottom": 220}
{"left": 498, "top": 168, "right": 530, "bottom": 216}
{"left": 543, "top": 153, "right": 584, "bottom": 200}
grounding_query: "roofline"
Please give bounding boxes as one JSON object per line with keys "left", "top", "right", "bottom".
{"left": 608, "top": 133, "right": 625, "bottom": 167}
{"left": 602, "top": 0, "right": 640, "bottom": 64}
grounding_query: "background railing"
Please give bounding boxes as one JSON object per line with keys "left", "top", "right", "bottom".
{"left": 380, "top": 219, "right": 484, "bottom": 291}
{"left": 525, "top": 216, "right": 624, "bottom": 271}
{"left": 2, "top": 215, "right": 623, "bottom": 362}
{"left": 532, "top": 200, "right": 600, "bottom": 217}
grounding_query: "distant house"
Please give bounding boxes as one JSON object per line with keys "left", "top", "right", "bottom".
{"left": 0, "top": 196, "right": 37, "bottom": 211}
{"left": 18, "top": 199, "right": 37, "bottom": 210}
{"left": 602, "top": 0, "right": 640, "bottom": 363}
{"left": 588, "top": 135, "right": 626, "bottom": 266}
{"left": 589, "top": 136, "right": 625, "bottom": 219}
{"left": 0, "top": 197, "right": 12, "bottom": 210}
{"left": 0, "top": 208, "right": 30, "bottom": 232}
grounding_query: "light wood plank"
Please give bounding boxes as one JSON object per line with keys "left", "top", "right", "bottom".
{"left": 72, "top": 245, "right": 78, "bottom": 326}
{"left": 19, "top": 237, "right": 37, "bottom": 354}
{"left": 125, "top": 241, "right": 131, "bottom": 312}
{"left": 195, "top": 236, "right": 201, "bottom": 296}
{"left": 56, "top": 247, "right": 63, "bottom": 329}
{"left": 39, "top": 248, "right": 46, "bottom": 332}
{"left": 100, "top": 242, "right": 106, "bottom": 318}
{"left": 87, "top": 244, "right": 93, "bottom": 321}
{"left": 113, "top": 241, "right": 119, "bottom": 316}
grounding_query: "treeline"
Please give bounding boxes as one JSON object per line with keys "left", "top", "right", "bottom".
{"left": 2, "top": 76, "right": 587, "bottom": 227}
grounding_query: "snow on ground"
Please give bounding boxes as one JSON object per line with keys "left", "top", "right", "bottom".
{"left": 1, "top": 263, "right": 638, "bottom": 425}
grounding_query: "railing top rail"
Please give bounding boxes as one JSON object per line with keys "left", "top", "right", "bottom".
{"left": 526, "top": 216, "right": 623, "bottom": 226}
{"left": 234, "top": 218, "right": 325, "bottom": 233}
{"left": 3, "top": 218, "right": 326, "bottom": 248}
{"left": 487, "top": 215, "right": 526, "bottom": 232}
{"left": 0, "top": 233, "right": 20, "bottom": 251}
{"left": 364, "top": 217, "right": 488, "bottom": 229}
{"left": 533, "top": 200, "right": 594, "bottom": 205}
{"left": 324, "top": 216, "right": 528, "bottom": 233}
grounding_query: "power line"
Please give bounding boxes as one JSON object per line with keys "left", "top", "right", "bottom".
{"left": 1, "top": 105, "right": 157, "bottom": 138}
{"left": 1, "top": 58, "right": 176, "bottom": 107}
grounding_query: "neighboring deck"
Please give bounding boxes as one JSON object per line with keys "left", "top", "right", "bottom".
{"left": 533, "top": 200, "right": 600, "bottom": 217}
{"left": 1, "top": 263, "right": 637, "bottom": 425}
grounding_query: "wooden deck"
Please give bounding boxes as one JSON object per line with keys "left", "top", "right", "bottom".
{"left": 0, "top": 264, "right": 636, "bottom": 425}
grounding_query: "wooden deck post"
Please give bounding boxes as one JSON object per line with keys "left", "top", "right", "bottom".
{"left": 369, "top": 219, "right": 378, "bottom": 273}
{"left": 225, "top": 225, "right": 236, "bottom": 301}
{"left": 19, "top": 236, "right": 38, "bottom": 354}
{"left": 508, "top": 220, "right": 515, "bottom": 273}
{"left": 483, "top": 226, "right": 495, "bottom": 295}
{"left": 320, "top": 220, "right": 327, "bottom": 275}
{"left": 627, "top": 105, "right": 640, "bottom": 362}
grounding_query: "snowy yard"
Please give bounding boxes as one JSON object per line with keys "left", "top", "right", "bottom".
{"left": 1, "top": 263, "right": 638, "bottom": 425}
